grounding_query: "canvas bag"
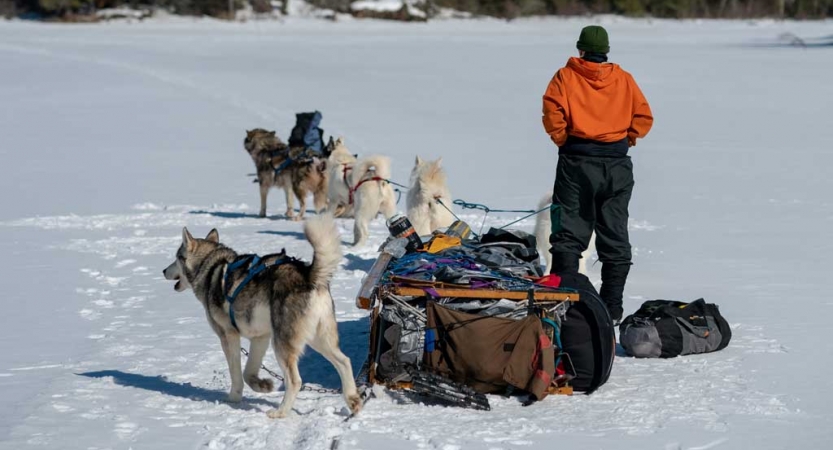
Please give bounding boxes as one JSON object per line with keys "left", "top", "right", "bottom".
{"left": 424, "top": 302, "right": 555, "bottom": 401}
{"left": 619, "top": 299, "right": 732, "bottom": 358}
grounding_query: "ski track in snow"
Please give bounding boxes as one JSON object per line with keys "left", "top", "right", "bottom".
{"left": 0, "top": 206, "right": 794, "bottom": 449}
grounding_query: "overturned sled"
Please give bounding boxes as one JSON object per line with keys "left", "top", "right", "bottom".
{"left": 355, "top": 224, "right": 616, "bottom": 409}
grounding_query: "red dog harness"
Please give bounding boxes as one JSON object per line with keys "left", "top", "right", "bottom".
{"left": 342, "top": 163, "right": 385, "bottom": 205}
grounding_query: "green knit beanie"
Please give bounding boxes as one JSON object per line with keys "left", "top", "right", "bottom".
{"left": 577, "top": 25, "right": 610, "bottom": 54}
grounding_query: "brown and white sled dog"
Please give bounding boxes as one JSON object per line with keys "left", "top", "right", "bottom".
{"left": 288, "top": 157, "right": 329, "bottom": 221}
{"left": 244, "top": 129, "right": 329, "bottom": 221}
{"left": 534, "top": 194, "right": 595, "bottom": 275}
{"left": 326, "top": 138, "right": 396, "bottom": 246}
{"left": 162, "top": 215, "right": 362, "bottom": 419}
{"left": 406, "top": 156, "right": 454, "bottom": 236}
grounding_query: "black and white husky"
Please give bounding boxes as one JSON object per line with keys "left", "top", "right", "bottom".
{"left": 162, "top": 214, "right": 362, "bottom": 418}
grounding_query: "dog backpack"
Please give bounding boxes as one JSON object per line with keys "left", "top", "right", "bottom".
{"left": 288, "top": 111, "right": 324, "bottom": 153}
{"left": 619, "top": 299, "right": 732, "bottom": 358}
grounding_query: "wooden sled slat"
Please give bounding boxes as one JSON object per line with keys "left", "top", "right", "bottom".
{"left": 389, "top": 286, "right": 579, "bottom": 302}
{"left": 356, "top": 252, "right": 393, "bottom": 309}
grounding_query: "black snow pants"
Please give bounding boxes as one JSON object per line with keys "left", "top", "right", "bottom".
{"left": 549, "top": 154, "right": 634, "bottom": 321}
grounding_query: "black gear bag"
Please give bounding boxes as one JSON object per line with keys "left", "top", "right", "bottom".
{"left": 619, "top": 299, "right": 731, "bottom": 358}
{"left": 557, "top": 272, "right": 615, "bottom": 394}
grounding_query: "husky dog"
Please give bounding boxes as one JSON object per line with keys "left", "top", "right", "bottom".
{"left": 244, "top": 129, "right": 330, "bottom": 220}
{"left": 534, "top": 193, "right": 595, "bottom": 275}
{"left": 288, "top": 157, "right": 329, "bottom": 221}
{"left": 326, "top": 138, "right": 358, "bottom": 219}
{"left": 406, "top": 156, "right": 454, "bottom": 236}
{"left": 244, "top": 128, "right": 293, "bottom": 218}
{"left": 326, "top": 138, "right": 396, "bottom": 246}
{"left": 162, "top": 215, "right": 362, "bottom": 419}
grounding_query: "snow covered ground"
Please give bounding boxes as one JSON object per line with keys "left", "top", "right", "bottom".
{"left": 1, "top": 16, "right": 832, "bottom": 450}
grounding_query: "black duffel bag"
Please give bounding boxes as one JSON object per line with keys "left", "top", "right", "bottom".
{"left": 619, "top": 299, "right": 731, "bottom": 358}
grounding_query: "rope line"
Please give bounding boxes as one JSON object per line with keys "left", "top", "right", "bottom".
{"left": 498, "top": 204, "right": 552, "bottom": 230}
{"left": 452, "top": 199, "right": 537, "bottom": 214}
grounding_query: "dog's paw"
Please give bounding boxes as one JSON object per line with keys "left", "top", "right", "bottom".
{"left": 266, "top": 408, "right": 288, "bottom": 419}
{"left": 258, "top": 211, "right": 267, "bottom": 219}
{"left": 285, "top": 210, "right": 296, "bottom": 218}
{"left": 226, "top": 392, "right": 243, "bottom": 403}
{"left": 247, "top": 376, "right": 274, "bottom": 393}
{"left": 346, "top": 394, "right": 363, "bottom": 416}
{"left": 291, "top": 215, "right": 303, "bottom": 222}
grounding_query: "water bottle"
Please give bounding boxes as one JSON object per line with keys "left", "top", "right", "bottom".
{"left": 445, "top": 220, "right": 472, "bottom": 239}
{"left": 386, "top": 214, "right": 423, "bottom": 253}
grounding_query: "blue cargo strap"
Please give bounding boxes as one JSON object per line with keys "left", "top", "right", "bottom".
{"left": 224, "top": 255, "right": 287, "bottom": 331}
{"left": 273, "top": 156, "right": 294, "bottom": 176}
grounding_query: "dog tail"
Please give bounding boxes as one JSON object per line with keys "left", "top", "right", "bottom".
{"left": 534, "top": 193, "right": 553, "bottom": 273}
{"left": 304, "top": 213, "right": 342, "bottom": 291}
{"left": 351, "top": 155, "right": 391, "bottom": 186}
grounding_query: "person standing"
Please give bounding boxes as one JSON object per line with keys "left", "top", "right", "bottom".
{"left": 542, "top": 25, "right": 653, "bottom": 323}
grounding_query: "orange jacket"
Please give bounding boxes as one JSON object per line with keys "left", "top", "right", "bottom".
{"left": 543, "top": 57, "right": 653, "bottom": 148}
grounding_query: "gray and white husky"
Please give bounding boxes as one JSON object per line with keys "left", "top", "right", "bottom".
{"left": 162, "top": 214, "right": 362, "bottom": 419}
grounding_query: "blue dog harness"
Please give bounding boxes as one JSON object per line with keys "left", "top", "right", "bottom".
{"left": 223, "top": 254, "right": 289, "bottom": 331}
{"left": 270, "top": 147, "right": 324, "bottom": 177}
{"left": 272, "top": 156, "right": 294, "bottom": 177}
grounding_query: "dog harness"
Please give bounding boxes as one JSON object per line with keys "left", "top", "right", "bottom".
{"left": 272, "top": 157, "right": 294, "bottom": 176}
{"left": 223, "top": 254, "right": 289, "bottom": 331}
{"left": 342, "top": 163, "right": 385, "bottom": 205}
{"left": 271, "top": 147, "right": 323, "bottom": 177}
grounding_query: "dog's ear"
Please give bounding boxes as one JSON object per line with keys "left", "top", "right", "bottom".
{"left": 435, "top": 157, "right": 443, "bottom": 167}
{"left": 415, "top": 156, "right": 423, "bottom": 166}
{"left": 269, "top": 131, "right": 276, "bottom": 136}
{"left": 324, "top": 137, "right": 335, "bottom": 155}
{"left": 205, "top": 229, "right": 219, "bottom": 243}
{"left": 182, "top": 227, "right": 196, "bottom": 251}
{"left": 336, "top": 137, "right": 344, "bottom": 146}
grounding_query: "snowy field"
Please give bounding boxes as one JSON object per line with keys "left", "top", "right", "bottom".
{"left": 1, "top": 16, "right": 832, "bottom": 450}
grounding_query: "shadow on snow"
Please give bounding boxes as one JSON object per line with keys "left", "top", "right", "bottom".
{"left": 342, "top": 253, "right": 376, "bottom": 272}
{"left": 77, "top": 317, "right": 371, "bottom": 400}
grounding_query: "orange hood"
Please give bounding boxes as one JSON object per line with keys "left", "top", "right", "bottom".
{"left": 565, "top": 57, "right": 621, "bottom": 88}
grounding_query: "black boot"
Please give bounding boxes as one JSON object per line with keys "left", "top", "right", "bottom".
{"left": 599, "top": 263, "right": 630, "bottom": 322}
{"left": 550, "top": 252, "right": 580, "bottom": 274}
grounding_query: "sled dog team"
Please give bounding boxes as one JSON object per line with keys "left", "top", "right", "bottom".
{"left": 166, "top": 127, "right": 577, "bottom": 419}
{"left": 244, "top": 129, "right": 440, "bottom": 247}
